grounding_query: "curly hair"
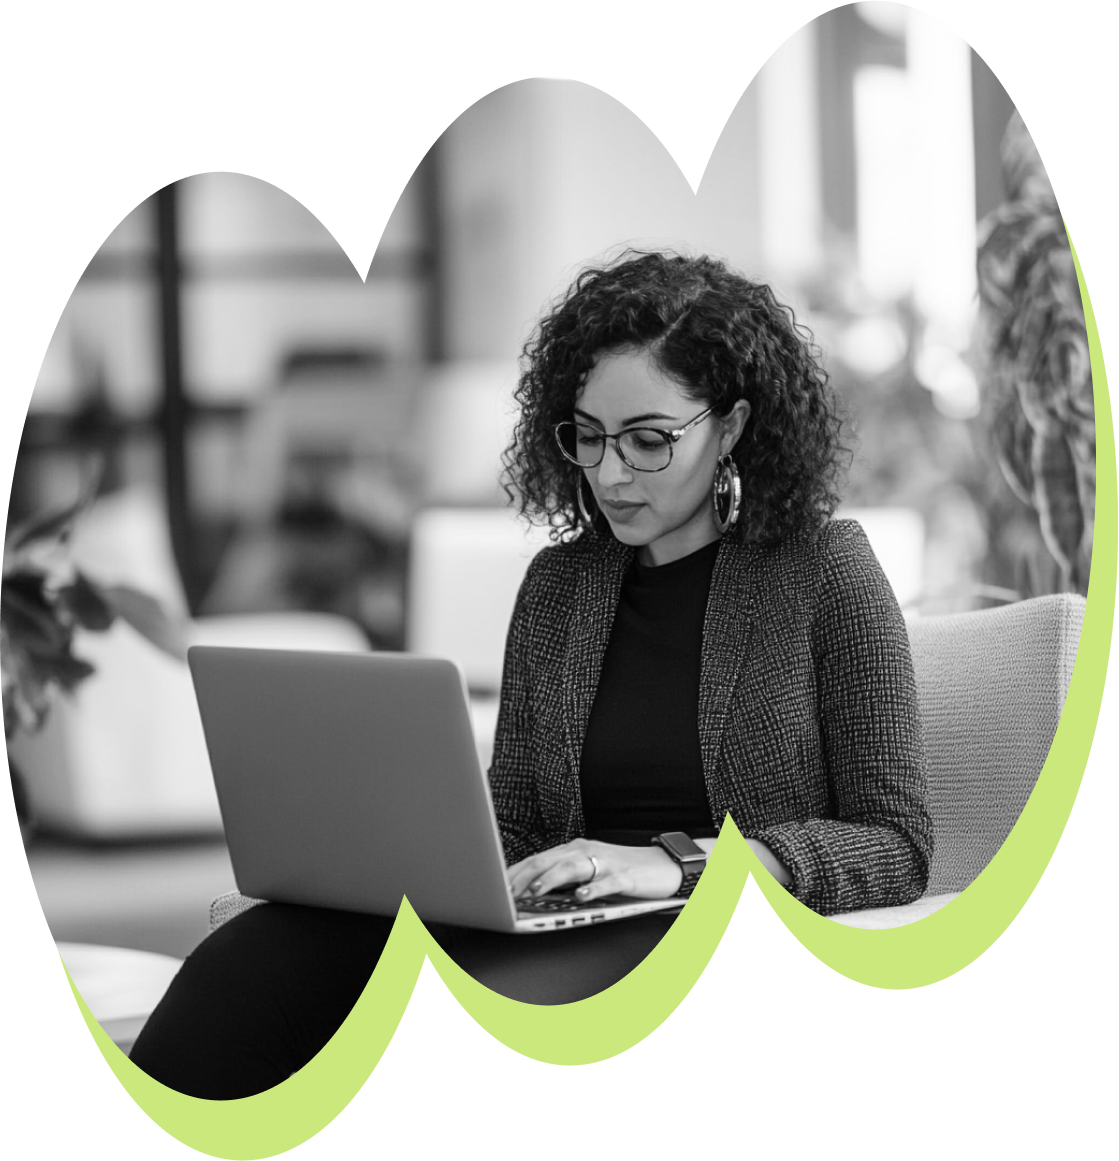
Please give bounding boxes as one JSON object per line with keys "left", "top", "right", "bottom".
{"left": 501, "top": 249, "right": 848, "bottom": 545}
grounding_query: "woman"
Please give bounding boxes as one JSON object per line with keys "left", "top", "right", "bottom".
{"left": 131, "top": 250, "right": 930, "bottom": 1099}
{"left": 493, "top": 250, "right": 929, "bottom": 915}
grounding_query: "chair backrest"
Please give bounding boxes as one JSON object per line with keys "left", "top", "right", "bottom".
{"left": 907, "top": 593, "right": 1085, "bottom": 894}
{"left": 406, "top": 507, "right": 550, "bottom": 694}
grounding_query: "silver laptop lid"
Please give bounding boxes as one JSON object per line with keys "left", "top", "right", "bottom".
{"left": 188, "top": 646, "right": 518, "bottom": 932}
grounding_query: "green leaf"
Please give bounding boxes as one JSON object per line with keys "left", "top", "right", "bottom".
{"left": 3, "top": 569, "right": 49, "bottom": 601}
{"left": 56, "top": 571, "right": 116, "bottom": 632}
{"left": 1, "top": 581, "right": 73, "bottom": 653}
{"left": 29, "top": 648, "right": 96, "bottom": 692}
{"left": 101, "top": 584, "right": 187, "bottom": 661}
{"left": 3, "top": 679, "right": 51, "bottom": 737}
{"left": 1, "top": 611, "right": 97, "bottom": 728}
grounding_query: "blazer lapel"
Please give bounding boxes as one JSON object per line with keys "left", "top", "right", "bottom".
{"left": 561, "top": 538, "right": 632, "bottom": 811}
{"left": 699, "top": 537, "right": 758, "bottom": 819}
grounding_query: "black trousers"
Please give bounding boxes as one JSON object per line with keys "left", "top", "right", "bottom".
{"left": 129, "top": 903, "right": 676, "bottom": 1099}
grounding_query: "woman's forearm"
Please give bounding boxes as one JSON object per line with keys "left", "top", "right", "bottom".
{"left": 747, "top": 838, "right": 793, "bottom": 885}
{"left": 693, "top": 835, "right": 792, "bottom": 886}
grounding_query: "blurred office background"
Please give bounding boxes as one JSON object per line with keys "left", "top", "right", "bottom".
{"left": 8, "top": 3, "right": 1091, "bottom": 959}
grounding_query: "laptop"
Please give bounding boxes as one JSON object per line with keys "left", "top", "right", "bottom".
{"left": 188, "top": 646, "right": 685, "bottom": 934}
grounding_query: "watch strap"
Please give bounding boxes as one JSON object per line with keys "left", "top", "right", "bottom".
{"left": 652, "top": 832, "right": 707, "bottom": 899}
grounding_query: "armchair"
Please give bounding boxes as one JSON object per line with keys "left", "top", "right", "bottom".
{"left": 836, "top": 592, "right": 1084, "bottom": 926}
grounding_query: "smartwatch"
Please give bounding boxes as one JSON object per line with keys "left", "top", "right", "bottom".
{"left": 651, "top": 831, "right": 708, "bottom": 899}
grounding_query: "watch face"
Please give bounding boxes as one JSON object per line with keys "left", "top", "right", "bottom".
{"left": 658, "top": 831, "right": 706, "bottom": 861}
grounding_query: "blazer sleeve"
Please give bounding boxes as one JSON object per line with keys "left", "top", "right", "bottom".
{"left": 487, "top": 551, "right": 553, "bottom": 866}
{"left": 749, "top": 523, "right": 934, "bottom": 914}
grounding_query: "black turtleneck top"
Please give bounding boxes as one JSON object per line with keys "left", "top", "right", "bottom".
{"left": 579, "top": 537, "right": 721, "bottom": 847}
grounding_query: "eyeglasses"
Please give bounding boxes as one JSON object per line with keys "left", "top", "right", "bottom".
{"left": 553, "top": 408, "right": 715, "bottom": 473}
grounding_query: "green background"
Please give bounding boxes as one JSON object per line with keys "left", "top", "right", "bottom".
{"left": 2, "top": 211, "right": 1119, "bottom": 1151}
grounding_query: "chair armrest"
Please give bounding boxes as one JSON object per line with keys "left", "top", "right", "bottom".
{"left": 828, "top": 892, "right": 960, "bottom": 929}
{"left": 210, "top": 891, "right": 267, "bottom": 932}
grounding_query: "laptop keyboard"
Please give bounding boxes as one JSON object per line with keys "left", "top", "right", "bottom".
{"left": 516, "top": 891, "right": 615, "bottom": 914}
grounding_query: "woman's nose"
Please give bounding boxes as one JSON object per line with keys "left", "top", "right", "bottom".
{"left": 596, "top": 441, "right": 632, "bottom": 487}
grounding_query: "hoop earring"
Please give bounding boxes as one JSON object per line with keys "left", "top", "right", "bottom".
{"left": 576, "top": 474, "right": 597, "bottom": 528}
{"left": 712, "top": 454, "right": 742, "bottom": 534}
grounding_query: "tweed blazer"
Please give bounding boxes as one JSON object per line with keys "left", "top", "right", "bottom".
{"left": 487, "top": 519, "right": 933, "bottom": 916}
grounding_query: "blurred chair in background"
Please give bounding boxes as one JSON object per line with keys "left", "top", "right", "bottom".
{"left": 203, "top": 349, "right": 420, "bottom": 649}
{"left": 409, "top": 361, "right": 520, "bottom": 507}
{"left": 403, "top": 359, "right": 532, "bottom": 768}
{"left": 407, "top": 507, "right": 550, "bottom": 770}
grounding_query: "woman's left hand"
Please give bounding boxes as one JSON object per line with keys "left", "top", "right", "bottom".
{"left": 507, "top": 838, "right": 683, "bottom": 903}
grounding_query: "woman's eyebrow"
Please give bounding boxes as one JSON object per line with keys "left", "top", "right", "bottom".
{"left": 573, "top": 407, "right": 678, "bottom": 426}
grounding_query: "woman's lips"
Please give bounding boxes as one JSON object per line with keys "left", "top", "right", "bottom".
{"left": 600, "top": 499, "right": 645, "bottom": 524}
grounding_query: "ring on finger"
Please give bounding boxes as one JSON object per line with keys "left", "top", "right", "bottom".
{"left": 584, "top": 854, "right": 599, "bottom": 885}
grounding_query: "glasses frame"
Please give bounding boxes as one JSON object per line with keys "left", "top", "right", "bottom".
{"left": 553, "top": 407, "right": 716, "bottom": 473}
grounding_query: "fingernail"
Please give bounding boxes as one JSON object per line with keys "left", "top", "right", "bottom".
{"left": 530, "top": 880, "right": 543, "bottom": 895}
{"left": 576, "top": 886, "right": 590, "bottom": 898}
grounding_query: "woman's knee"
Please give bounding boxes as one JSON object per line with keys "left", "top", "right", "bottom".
{"left": 129, "top": 904, "right": 397, "bottom": 1098}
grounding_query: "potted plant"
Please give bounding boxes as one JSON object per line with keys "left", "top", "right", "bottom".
{"left": 2, "top": 477, "right": 187, "bottom": 840}
{"left": 976, "top": 111, "right": 1094, "bottom": 596}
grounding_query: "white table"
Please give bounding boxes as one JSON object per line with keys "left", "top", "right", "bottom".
{"left": 57, "top": 942, "right": 183, "bottom": 1055}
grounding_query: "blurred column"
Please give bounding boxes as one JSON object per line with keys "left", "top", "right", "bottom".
{"left": 970, "top": 49, "right": 1017, "bottom": 222}
{"left": 907, "top": 9, "right": 977, "bottom": 345}
{"left": 816, "top": 5, "right": 860, "bottom": 241}
{"left": 853, "top": 63, "right": 913, "bottom": 300}
{"left": 416, "top": 144, "right": 447, "bottom": 363}
{"left": 756, "top": 21, "right": 822, "bottom": 284}
{"left": 423, "top": 90, "right": 538, "bottom": 505}
{"left": 526, "top": 81, "right": 713, "bottom": 313}
{"left": 155, "top": 183, "right": 196, "bottom": 608}
{"left": 907, "top": 9, "right": 980, "bottom": 419}
{"left": 691, "top": 84, "right": 762, "bottom": 274}
{"left": 438, "top": 84, "right": 540, "bottom": 361}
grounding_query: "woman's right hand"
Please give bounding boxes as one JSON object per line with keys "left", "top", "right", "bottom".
{"left": 507, "top": 838, "right": 684, "bottom": 902}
